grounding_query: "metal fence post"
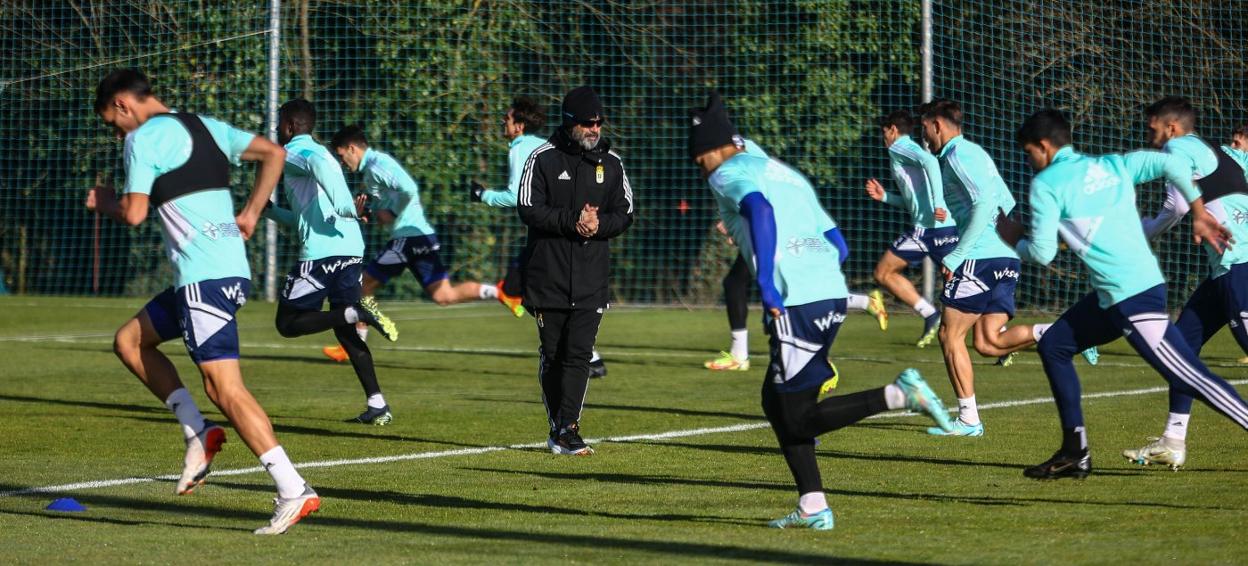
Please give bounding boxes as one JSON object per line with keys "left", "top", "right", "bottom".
{"left": 264, "top": 0, "right": 281, "bottom": 301}
{"left": 920, "top": 0, "right": 935, "bottom": 303}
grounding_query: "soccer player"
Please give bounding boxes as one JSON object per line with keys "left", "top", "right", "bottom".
{"left": 517, "top": 86, "right": 634, "bottom": 455}
{"left": 265, "top": 99, "right": 399, "bottom": 425}
{"left": 918, "top": 98, "right": 1034, "bottom": 437}
{"left": 690, "top": 92, "right": 953, "bottom": 529}
{"left": 1121, "top": 99, "right": 1248, "bottom": 469}
{"left": 706, "top": 139, "right": 887, "bottom": 372}
{"left": 865, "top": 109, "right": 956, "bottom": 347}
{"left": 322, "top": 125, "right": 503, "bottom": 361}
{"left": 468, "top": 96, "right": 607, "bottom": 377}
{"left": 86, "top": 69, "right": 318, "bottom": 534}
{"left": 998, "top": 108, "right": 1247, "bottom": 479}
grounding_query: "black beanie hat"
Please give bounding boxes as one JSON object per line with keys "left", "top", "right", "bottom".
{"left": 688, "top": 91, "right": 741, "bottom": 158}
{"left": 561, "top": 86, "right": 604, "bottom": 128}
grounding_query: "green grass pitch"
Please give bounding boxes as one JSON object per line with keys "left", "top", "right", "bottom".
{"left": 1, "top": 296, "right": 1246, "bottom": 564}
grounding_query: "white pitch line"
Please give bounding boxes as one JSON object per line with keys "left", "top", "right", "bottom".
{"left": 5, "top": 380, "right": 1244, "bottom": 499}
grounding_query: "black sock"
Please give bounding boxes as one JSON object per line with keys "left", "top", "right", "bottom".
{"left": 1061, "top": 426, "right": 1087, "bottom": 454}
{"left": 335, "top": 325, "right": 382, "bottom": 397}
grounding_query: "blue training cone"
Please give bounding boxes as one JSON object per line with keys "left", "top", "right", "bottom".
{"left": 45, "top": 498, "right": 87, "bottom": 512}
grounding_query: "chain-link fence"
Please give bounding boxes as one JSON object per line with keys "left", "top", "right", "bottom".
{"left": 2, "top": 1, "right": 1243, "bottom": 311}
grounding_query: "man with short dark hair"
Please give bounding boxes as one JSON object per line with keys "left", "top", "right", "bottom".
{"left": 865, "top": 109, "right": 956, "bottom": 347}
{"left": 320, "top": 124, "right": 506, "bottom": 362}
{"left": 1232, "top": 123, "right": 1248, "bottom": 151}
{"left": 1120, "top": 98, "right": 1248, "bottom": 469}
{"left": 998, "top": 108, "right": 1245, "bottom": 479}
{"left": 517, "top": 86, "right": 634, "bottom": 454}
{"left": 86, "top": 68, "right": 318, "bottom": 534}
{"left": 917, "top": 98, "right": 1032, "bottom": 437}
{"left": 690, "top": 91, "right": 951, "bottom": 529}
{"left": 264, "top": 98, "right": 398, "bottom": 426}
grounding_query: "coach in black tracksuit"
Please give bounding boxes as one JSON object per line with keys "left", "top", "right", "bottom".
{"left": 517, "top": 86, "right": 635, "bottom": 455}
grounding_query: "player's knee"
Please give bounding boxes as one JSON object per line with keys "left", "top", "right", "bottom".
{"left": 873, "top": 263, "right": 891, "bottom": 285}
{"left": 273, "top": 316, "right": 299, "bottom": 339}
{"left": 1036, "top": 334, "right": 1068, "bottom": 361}
{"left": 938, "top": 324, "right": 951, "bottom": 346}
{"left": 112, "top": 327, "right": 139, "bottom": 362}
{"left": 430, "top": 288, "right": 456, "bottom": 306}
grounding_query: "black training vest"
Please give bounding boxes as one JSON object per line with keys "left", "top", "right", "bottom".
{"left": 1196, "top": 137, "right": 1248, "bottom": 203}
{"left": 149, "top": 113, "right": 231, "bottom": 207}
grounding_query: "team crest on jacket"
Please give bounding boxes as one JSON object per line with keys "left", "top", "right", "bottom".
{"left": 596, "top": 164, "right": 604, "bottom": 184}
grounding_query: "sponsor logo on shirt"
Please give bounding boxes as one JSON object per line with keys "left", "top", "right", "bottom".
{"left": 558, "top": 170, "right": 572, "bottom": 181}
{"left": 1082, "top": 163, "right": 1119, "bottom": 195}
{"left": 201, "top": 222, "right": 241, "bottom": 241}
{"left": 1233, "top": 209, "right": 1248, "bottom": 225}
{"left": 785, "top": 237, "right": 831, "bottom": 257}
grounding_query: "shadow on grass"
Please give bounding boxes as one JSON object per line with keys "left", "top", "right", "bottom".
{"left": 0, "top": 484, "right": 916, "bottom": 564}
{"left": 458, "top": 466, "right": 1237, "bottom": 511}
{"left": 464, "top": 396, "right": 760, "bottom": 420}
{"left": 111, "top": 414, "right": 486, "bottom": 448}
{"left": 210, "top": 480, "right": 760, "bottom": 527}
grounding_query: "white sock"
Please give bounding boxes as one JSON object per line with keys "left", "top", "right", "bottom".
{"left": 730, "top": 329, "right": 749, "bottom": 361}
{"left": 913, "top": 299, "right": 937, "bottom": 318}
{"left": 1032, "top": 323, "right": 1052, "bottom": 342}
{"left": 798, "top": 491, "right": 828, "bottom": 514}
{"left": 164, "top": 388, "right": 206, "bottom": 439}
{"left": 590, "top": 349, "right": 602, "bottom": 363}
{"left": 367, "top": 393, "right": 387, "bottom": 409}
{"left": 846, "top": 293, "right": 870, "bottom": 311}
{"left": 883, "top": 383, "right": 907, "bottom": 410}
{"left": 259, "top": 445, "right": 307, "bottom": 499}
{"left": 356, "top": 325, "right": 369, "bottom": 342}
{"left": 1163, "top": 412, "right": 1190, "bottom": 443}
{"left": 479, "top": 284, "right": 498, "bottom": 300}
{"left": 958, "top": 396, "right": 980, "bottom": 425}
{"left": 343, "top": 307, "right": 360, "bottom": 324}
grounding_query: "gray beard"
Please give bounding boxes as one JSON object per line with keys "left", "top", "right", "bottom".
{"left": 571, "top": 129, "right": 600, "bottom": 151}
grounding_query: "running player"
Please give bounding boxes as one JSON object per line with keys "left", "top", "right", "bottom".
{"left": 690, "top": 92, "right": 952, "bottom": 529}
{"left": 469, "top": 96, "right": 607, "bottom": 377}
{"left": 86, "top": 69, "right": 318, "bottom": 534}
{"left": 321, "top": 125, "right": 502, "bottom": 361}
{"left": 998, "top": 108, "right": 1246, "bottom": 479}
{"left": 918, "top": 98, "right": 1032, "bottom": 437}
{"left": 866, "top": 109, "right": 954, "bottom": 347}
{"left": 705, "top": 139, "right": 887, "bottom": 372}
{"left": 1121, "top": 100, "right": 1248, "bottom": 469}
{"left": 265, "top": 99, "right": 399, "bottom": 425}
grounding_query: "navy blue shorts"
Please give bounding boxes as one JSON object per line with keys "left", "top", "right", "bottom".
{"left": 144, "top": 277, "right": 250, "bottom": 364}
{"left": 942, "top": 257, "right": 1019, "bottom": 317}
{"left": 366, "top": 235, "right": 449, "bottom": 288}
{"left": 1175, "top": 261, "right": 1248, "bottom": 355}
{"left": 889, "top": 226, "right": 960, "bottom": 266}
{"left": 766, "top": 298, "right": 847, "bottom": 394}
{"left": 280, "top": 256, "right": 364, "bottom": 311}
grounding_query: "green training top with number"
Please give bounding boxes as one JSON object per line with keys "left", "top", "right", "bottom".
{"left": 481, "top": 134, "right": 546, "bottom": 208}
{"left": 938, "top": 134, "right": 1018, "bottom": 271}
{"left": 122, "top": 112, "right": 255, "bottom": 288}
{"left": 266, "top": 134, "right": 364, "bottom": 261}
{"left": 708, "top": 151, "right": 847, "bottom": 306}
{"left": 359, "top": 147, "right": 436, "bottom": 238}
{"left": 1142, "top": 133, "right": 1248, "bottom": 279}
{"left": 884, "top": 136, "right": 955, "bottom": 230}
{"left": 1016, "top": 146, "right": 1197, "bottom": 308}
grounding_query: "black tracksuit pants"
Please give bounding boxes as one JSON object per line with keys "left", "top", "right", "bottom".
{"left": 534, "top": 307, "right": 604, "bottom": 432}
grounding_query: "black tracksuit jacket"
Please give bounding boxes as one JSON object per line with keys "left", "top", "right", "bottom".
{"left": 516, "top": 127, "right": 635, "bottom": 310}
